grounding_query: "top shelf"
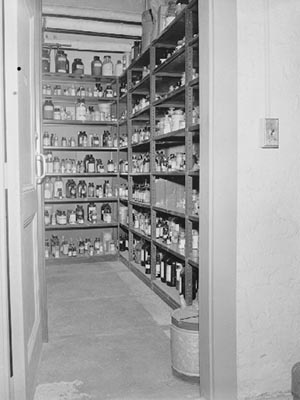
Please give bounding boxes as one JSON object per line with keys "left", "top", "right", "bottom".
{"left": 42, "top": 72, "right": 118, "bottom": 84}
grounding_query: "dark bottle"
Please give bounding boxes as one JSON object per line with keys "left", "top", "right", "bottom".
{"left": 76, "top": 205, "right": 84, "bottom": 224}
{"left": 87, "top": 202, "right": 97, "bottom": 223}
{"left": 141, "top": 241, "right": 146, "bottom": 267}
{"left": 91, "top": 56, "right": 102, "bottom": 76}
{"left": 155, "top": 253, "right": 161, "bottom": 278}
{"left": 72, "top": 58, "right": 84, "bottom": 75}
{"left": 78, "top": 131, "right": 88, "bottom": 147}
{"left": 55, "top": 50, "right": 68, "bottom": 73}
{"left": 145, "top": 256, "right": 151, "bottom": 275}
{"left": 43, "top": 98, "right": 54, "bottom": 119}
{"left": 179, "top": 266, "right": 185, "bottom": 296}
{"left": 160, "top": 255, "right": 166, "bottom": 283}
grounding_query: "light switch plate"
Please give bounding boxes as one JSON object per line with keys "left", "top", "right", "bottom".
{"left": 261, "top": 118, "right": 279, "bottom": 148}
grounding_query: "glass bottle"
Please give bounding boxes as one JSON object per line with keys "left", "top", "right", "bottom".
{"left": 44, "top": 177, "right": 53, "bottom": 199}
{"left": 115, "top": 60, "right": 123, "bottom": 76}
{"left": 72, "top": 58, "right": 84, "bottom": 75}
{"left": 87, "top": 202, "right": 97, "bottom": 223}
{"left": 75, "top": 99, "right": 87, "bottom": 121}
{"left": 43, "top": 98, "right": 54, "bottom": 120}
{"left": 91, "top": 56, "right": 102, "bottom": 76}
{"left": 42, "top": 48, "right": 51, "bottom": 73}
{"left": 102, "top": 55, "right": 113, "bottom": 76}
{"left": 145, "top": 255, "right": 151, "bottom": 275}
{"left": 55, "top": 50, "right": 68, "bottom": 73}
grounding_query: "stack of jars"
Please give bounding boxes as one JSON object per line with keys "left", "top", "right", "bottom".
{"left": 45, "top": 235, "right": 116, "bottom": 259}
{"left": 132, "top": 182, "right": 150, "bottom": 204}
{"left": 133, "top": 239, "right": 151, "bottom": 274}
{"left": 132, "top": 210, "right": 151, "bottom": 236}
{"left": 132, "top": 97, "right": 150, "bottom": 115}
{"left": 119, "top": 133, "right": 128, "bottom": 148}
{"left": 155, "top": 216, "right": 185, "bottom": 250}
{"left": 156, "top": 108, "right": 185, "bottom": 135}
{"left": 132, "top": 153, "right": 150, "bottom": 173}
{"left": 155, "top": 150, "right": 185, "bottom": 172}
{"left": 131, "top": 126, "right": 150, "bottom": 145}
{"left": 119, "top": 184, "right": 128, "bottom": 199}
{"left": 119, "top": 159, "right": 129, "bottom": 173}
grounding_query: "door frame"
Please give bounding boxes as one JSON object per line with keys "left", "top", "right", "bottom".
{"left": 199, "top": 0, "right": 238, "bottom": 399}
{"left": 0, "top": 0, "right": 12, "bottom": 398}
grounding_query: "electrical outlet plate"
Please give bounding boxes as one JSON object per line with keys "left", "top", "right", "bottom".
{"left": 261, "top": 118, "right": 279, "bottom": 148}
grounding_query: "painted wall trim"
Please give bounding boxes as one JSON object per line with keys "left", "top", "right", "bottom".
{"left": 199, "top": 0, "right": 238, "bottom": 399}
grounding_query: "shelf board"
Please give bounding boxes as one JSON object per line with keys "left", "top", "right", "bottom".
{"left": 128, "top": 46, "right": 150, "bottom": 71}
{"left": 188, "top": 170, "right": 199, "bottom": 177}
{"left": 119, "top": 173, "right": 129, "bottom": 178}
{"left": 118, "top": 119, "right": 128, "bottom": 126}
{"left": 119, "top": 197, "right": 129, "bottom": 203}
{"left": 119, "top": 222, "right": 129, "bottom": 231}
{"left": 152, "top": 7, "right": 186, "bottom": 47}
{"left": 119, "top": 250, "right": 129, "bottom": 264}
{"left": 46, "top": 253, "right": 118, "bottom": 265}
{"left": 130, "top": 74, "right": 150, "bottom": 95}
{"left": 45, "top": 173, "right": 118, "bottom": 178}
{"left": 45, "top": 197, "right": 118, "bottom": 204}
{"left": 189, "top": 77, "right": 199, "bottom": 88}
{"left": 43, "top": 146, "right": 118, "bottom": 152}
{"left": 127, "top": 259, "right": 152, "bottom": 288}
{"left": 119, "top": 92, "right": 128, "bottom": 102}
{"left": 152, "top": 280, "right": 180, "bottom": 309}
{"left": 153, "top": 86, "right": 185, "bottom": 108}
{"left": 188, "top": 123, "right": 200, "bottom": 132}
{"left": 153, "top": 46, "right": 185, "bottom": 76}
{"left": 188, "top": 214, "right": 199, "bottom": 222}
{"left": 42, "top": 95, "right": 117, "bottom": 104}
{"left": 130, "top": 105, "right": 150, "bottom": 120}
{"left": 42, "top": 72, "right": 117, "bottom": 84}
{"left": 153, "top": 205, "right": 185, "bottom": 219}
{"left": 43, "top": 119, "right": 117, "bottom": 126}
{"left": 131, "top": 227, "right": 151, "bottom": 242}
{"left": 130, "top": 172, "right": 151, "bottom": 177}
{"left": 45, "top": 221, "right": 118, "bottom": 231}
{"left": 152, "top": 171, "right": 185, "bottom": 177}
{"left": 154, "top": 128, "right": 185, "bottom": 142}
{"left": 130, "top": 200, "right": 151, "bottom": 209}
{"left": 188, "top": 255, "right": 199, "bottom": 269}
{"left": 131, "top": 140, "right": 151, "bottom": 150}
{"left": 153, "top": 239, "right": 185, "bottom": 261}
{"left": 188, "top": 35, "right": 199, "bottom": 48}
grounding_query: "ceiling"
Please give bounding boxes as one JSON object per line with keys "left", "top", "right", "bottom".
{"left": 42, "top": 0, "right": 147, "bottom": 54}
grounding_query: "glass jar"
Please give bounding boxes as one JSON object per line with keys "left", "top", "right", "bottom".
{"left": 55, "top": 50, "right": 68, "bottom": 73}
{"left": 43, "top": 98, "right": 54, "bottom": 120}
{"left": 75, "top": 99, "right": 87, "bottom": 121}
{"left": 44, "top": 177, "right": 53, "bottom": 199}
{"left": 102, "top": 55, "right": 113, "bottom": 76}
{"left": 104, "top": 85, "right": 113, "bottom": 98}
{"left": 91, "top": 56, "right": 102, "bottom": 76}
{"left": 72, "top": 58, "right": 84, "bottom": 75}
{"left": 115, "top": 60, "right": 123, "bottom": 76}
{"left": 68, "top": 210, "right": 76, "bottom": 225}
{"left": 42, "top": 48, "right": 51, "bottom": 72}
{"left": 57, "top": 210, "right": 67, "bottom": 225}
{"left": 87, "top": 202, "right": 97, "bottom": 223}
{"left": 53, "top": 107, "right": 61, "bottom": 120}
{"left": 76, "top": 205, "right": 85, "bottom": 224}
{"left": 43, "top": 131, "right": 50, "bottom": 147}
{"left": 107, "top": 159, "right": 115, "bottom": 173}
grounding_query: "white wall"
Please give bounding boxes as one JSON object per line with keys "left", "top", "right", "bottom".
{"left": 237, "top": 1, "right": 300, "bottom": 398}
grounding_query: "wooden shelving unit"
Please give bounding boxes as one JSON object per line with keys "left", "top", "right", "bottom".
{"left": 42, "top": 72, "right": 120, "bottom": 264}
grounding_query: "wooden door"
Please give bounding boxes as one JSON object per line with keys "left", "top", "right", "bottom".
{"left": 4, "top": 0, "right": 45, "bottom": 399}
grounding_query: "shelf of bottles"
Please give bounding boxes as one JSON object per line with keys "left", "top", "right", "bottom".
{"left": 117, "top": 0, "right": 199, "bottom": 309}
{"left": 42, "top": 57, "right": 123, "bottom": 264}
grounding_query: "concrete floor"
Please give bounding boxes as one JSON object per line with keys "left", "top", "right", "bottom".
{"left": 34, "top": 261, "right": 200, "bottom": 400}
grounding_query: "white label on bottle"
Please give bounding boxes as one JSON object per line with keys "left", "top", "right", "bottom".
{"left": 166, "top": 264, "right": 171, "bottom": 282}
{"left": 160, "top": 261, "right": 164, "bottom": 278}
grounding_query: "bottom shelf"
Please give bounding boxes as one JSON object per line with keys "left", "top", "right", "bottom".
{"left": 119, "top": 255, "right": 180, "bottom": 309}
{"left": 46, "top": 253, "right": 118, "bottom": 265}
